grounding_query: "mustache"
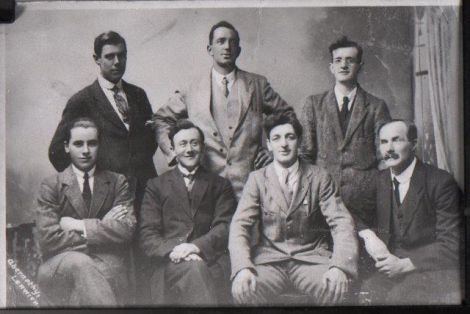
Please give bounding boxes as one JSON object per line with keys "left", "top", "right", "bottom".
{"left": 383, "top": 152, "right": 399, "bottom": 160}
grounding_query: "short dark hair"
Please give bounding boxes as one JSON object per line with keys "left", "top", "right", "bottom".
{"left": 376, "top": 119, "right": 418, "bottom": 143}
{"left": 329, "top": 36, "right": 363, "bottom": 63}
{"left": 264, "top": 110, "right": 303, "bottom": 139}
{"left": 208, "top": 21, "right": 240, "bottom": 45}
{"left": 169, "top": 119, "right": 205, "bottom": 147}
{"left": 94, "top": 31, "right": 127, "bottom": 57}
{"left": 65, "top": 117, "right": 100, "bottom": 144}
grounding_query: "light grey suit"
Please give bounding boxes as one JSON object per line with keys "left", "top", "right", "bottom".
{"left": 229, "top": 161, "right": 358, "bottom": 304}
{"left": 153, "top": 68, "right": 292, "bottom": 199}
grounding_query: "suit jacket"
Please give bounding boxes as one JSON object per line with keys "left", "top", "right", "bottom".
{"left": 49, "top": 80, "right": 157, "bottom": 196}
{"left": 153, "top": 68, "right": 292, "bottom": 199}
{"left": 371, "top": 159, "right": 462, "bottom": 271}
{"left": 229, "top": 161, "right": 358, "bottom": 279}
{"left": 299, "top": 86, "right": 390, "bottom": 228}
{"left": 36, "top": 166, "right": 136, "bottom": 293}
{"left": 138, "top": 167, "right": 237, "bottom": 302}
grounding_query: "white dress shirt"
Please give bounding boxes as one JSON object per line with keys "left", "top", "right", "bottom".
{"left": 212, "top": 68, "right": 236, "bottom": 94}
{"left": 334, "top": 85, "right": 357, "bottom": 111}
{"left": 273, "top": 159, "right": 300, "bottom": 193}
{"left": 98, "top": 74, "right": 130, "bottom": 130}
{"left": 390, "top": 157, "right": 417, "bottom": 203}
{"left": 71, "top": 165, "right": 96, "bottom": 194}
{"left": 178, "top": 164, "right": 199, "bottom": 188}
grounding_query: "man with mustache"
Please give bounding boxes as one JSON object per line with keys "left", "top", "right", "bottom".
{"left": 229, "top": 111, "right": 358, "bottom": 305}
{"left": 299, "top": 36, "right": 390, "bottom": 231}
{"left": 48, "top": 31, "right": 157, "bottom": 209}
{"left": 139, "top": 119, "right": 237, "bottom": 305}
{"left": 36, "top": 117, "right": 136, "bottom": 306}
{"left": 153, "top": 20, "right": 293, "bottom": 201}
{"left": 358, "top": 119, "right": 462, "bottom": 304}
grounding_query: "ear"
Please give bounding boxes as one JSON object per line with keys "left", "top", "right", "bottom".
{"left": 329, "top": 62, "right": 335, "bottom": 75}
{"left": 93, "top": 53, "right": 100, "bottom": 66}
{"left": 236, "top": 46, "right": 241, "bottom": 58}
{"left": 207, "top": 44, "right": 213, "bottom": 57}
{"left": 64, "top": 141, "right": 70, "bottom": 154}
{"left": 267, "top": 139, "right": 273, "bottom": 152}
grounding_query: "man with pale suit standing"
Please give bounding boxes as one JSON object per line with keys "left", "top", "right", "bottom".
{"left": 153, "top": 21, "right": 293, "bottom": 200}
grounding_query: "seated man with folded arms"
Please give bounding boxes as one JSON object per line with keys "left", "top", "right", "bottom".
{"left": 229, "top": 111, "right": 358, "bottom": 305}
{"left": 358, "top": 119, "right": 462, "bottom": 305}
{"left": 36, "top": 117, "right": 136, "bottom": 306}
{"left": 138, "top": 120, "right": 237, "bottom": 305}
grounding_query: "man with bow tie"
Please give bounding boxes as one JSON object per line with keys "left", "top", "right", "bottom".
{"left": 358, "top": 120, "right": 462, "bottom": 305}
{"left": 299, "top": 36, "right": 390, "bottom": 231}
{"left": 229, "top": 111, "right": 358, "bottom": 305}
{"left": 138, "top": 119, "right": 237, "bottom": 305}
{"left": 36, "top": 117, "right": 136, "bottom": 306}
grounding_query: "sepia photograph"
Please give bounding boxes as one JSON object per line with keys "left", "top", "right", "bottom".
{"left": 0, "top": 0, "right": 465, "bottom": 308}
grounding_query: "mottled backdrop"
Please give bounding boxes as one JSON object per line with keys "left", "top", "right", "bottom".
{"left": 5, "top": 5, "right": 413, "bottom": 225}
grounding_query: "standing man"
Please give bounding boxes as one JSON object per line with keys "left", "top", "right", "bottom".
{"left": 358, "top": 120, "right": 462, "bottom": 305}
{"left": 300, "top": 36, "right": 390, "bottom": 228}
{"left": 49, "top": 31, "right": 157, "bottom": 208}
{"left": 36, "top": 117, "right": 136, "bottom": 306}
{"left": 139, "top": 120, "right": 237, "bottom": 305}
{"left": 153, "top": 21, "right": 293, "bottom": 200}
{"left": 229, "top": 111, "right": 358, "bottom": 305}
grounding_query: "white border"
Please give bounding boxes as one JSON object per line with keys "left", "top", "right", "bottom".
{"left": 0, "top": 25, "right": 6, "bottom": 308}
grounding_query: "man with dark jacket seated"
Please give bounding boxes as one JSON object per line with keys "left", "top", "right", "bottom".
{"left": 36, "top": 117, "right": 136, "bottom": 306}
{"left": 358, "top": 119, "right": 462, "bottom": 305}
{"left": 138, "top": 120, "right": 237, "bottom": 305}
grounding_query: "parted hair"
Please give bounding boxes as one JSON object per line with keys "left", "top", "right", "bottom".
{"left": 94, "top": 31, "right": 127, "bottom": 57}
{"left": 169, "top": 119, "right": 205, "bottom": 147}
{"left": 65, "top": 117, "right": 101, "bottom": 144}
{"left": 208, "top": 21, "right": 240, "bottom": 45}
{"left": 376, "top": 119, "right": 418, "bottom": 143}
{"left": 264, "top": 110, "right": 303, "bottom": 139}
{"left": 329, "top": 36, "right": 363, "bottom": 63}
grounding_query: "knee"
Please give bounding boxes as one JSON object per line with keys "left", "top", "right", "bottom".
{"left": 59, "top": 252, "right": 96, "bottom": 276}
{"left": 184, "top": 260, "right": 211, "bottom": 277}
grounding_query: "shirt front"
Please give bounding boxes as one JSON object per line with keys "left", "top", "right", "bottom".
{"left": 178, "top": 164, "right": 199, "bottom": 188}
{"left": 273, "top": 159, "right": 300, "bottom": 193}
{"left": 390, "top": 157, "right": 417, "bottom": 203}
{"left": 211, "top": 67, "right": 236, "bottom": 94}
{"left": 334, "top": 85, "right": 357, "bottom": 111}
{"left": 98, "top": 74, "right": 130, "bottom": 130}
{"left": 71, "top": 165, "right": 96, "bottom": 194}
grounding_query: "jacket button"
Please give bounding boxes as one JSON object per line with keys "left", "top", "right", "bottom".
{"left": 213, "top": 132, "right": 218, "bottom": 137}
{"left": 219, "top": 148, "right": 224, "bottom": 153}
{"left": 227, "top": 161, "right": 232, "bottom": 166}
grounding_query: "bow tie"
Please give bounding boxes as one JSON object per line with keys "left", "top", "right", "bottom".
{"left": 183, "top": 173, "right": 195, "bottom": 181}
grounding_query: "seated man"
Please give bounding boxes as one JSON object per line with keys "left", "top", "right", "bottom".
{"left": 138, "top": 119, "right": 237, "bottom": 305}
{"left": 229, "top": 111, "right": 358, "bottom": 305}
{"left": 358, "top": 119, "right": 462, "bottom": 305}
{"left": 36, "top": 117, "right": 136, "bottom": 306}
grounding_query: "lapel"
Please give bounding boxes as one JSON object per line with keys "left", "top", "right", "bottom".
{"left": 91, "top": 80, "right": 128, "bottom": 134}
{"left": 325, "top": 89, "right": 345, "bottom": 144}
{"left": 197, "top": 71, "right": 223, "bottom": 142}
{"left": 189, "top": 167, "right": 210, "bottom": 217}
{"left": 377, "top": 170, "right": 392, "bottom": 243}
{"left": 169, "top": 168, "right": 192, "bottom": 219}
{"left": 265, "top": 164, "right": 289, "bottom": 214}
{"left": 60, "top": 166, "right": 89, "bottom": 219}
{"left": 341, "top": 86, "right": 369, "bottom": 149}
{"left": 399, "top": 160, "right": 425, "bottom": 235}
{"left": 88, "top": 169, "right": 111, "bottom": 219}
{"left": 234, "top": 69, "right": 255, "bottom": 133}
{"left": 287, "top": 161, "right": 312, "bottom": 217}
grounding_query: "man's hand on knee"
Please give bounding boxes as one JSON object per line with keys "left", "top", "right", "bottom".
{"left": 232, "top": 268, "right": 257, "bottom": 304}
{"left": 321, "top": 267, "right": 349, "bottom": 304}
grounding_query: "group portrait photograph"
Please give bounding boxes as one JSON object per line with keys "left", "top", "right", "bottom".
{"left": 0, "top": 0, "right": 466, "bottom": 309}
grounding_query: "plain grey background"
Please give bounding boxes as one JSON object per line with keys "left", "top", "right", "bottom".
{"left": 5, "top": 5, "right": 414, "bottom": 226}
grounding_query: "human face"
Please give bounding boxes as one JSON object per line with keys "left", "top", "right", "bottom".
{"left": 65, "top": 127, "right": 99, "bottom": 172}
{"left": 267, "top": 123, "right": 299, "bottom": 168}
{"left": 379, "top": 121, "right": 416, "bottom": 174}
{"left": 94, "top": 43, "right": 127, "bottom": 84}
{"left": 329, "top": 47, "right": 362, "bottom": 85}
{"left": 173, "top": 128, "right": 204, "bottom": 172}
{"left": 207, "top": 27, "right": 241, "bottom": 73}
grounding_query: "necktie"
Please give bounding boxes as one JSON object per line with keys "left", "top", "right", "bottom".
{"left": 393, "top": 177, "right": 401, "bottom": 206}
{"left": 83, "top": 172, "right": 92, "bottom": 210}
{"left": 183, "top": 173, "right": 195, "bottom": 192}
{"left": 339, "top": 96, "right": 350, "bottom": 134}
{"left": 112, "top": 86, "right": 129, "bottom": 124}
{"left": 222, "top": 77, "right": 229, "bottom": 97}
{"left": 281, "top": 169, "right": 293, "bottom": 206}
